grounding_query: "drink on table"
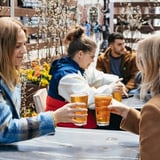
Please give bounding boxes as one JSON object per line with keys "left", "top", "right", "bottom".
{"left": 95, "top": 94, "right": 112, "bottom": 126}
{"left": 112, "top": 91, "right": 122, "bottom": 102}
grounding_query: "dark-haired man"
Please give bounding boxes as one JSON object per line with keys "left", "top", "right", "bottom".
{"left": 96, "top": 32, "right": 139, "bottom": 93}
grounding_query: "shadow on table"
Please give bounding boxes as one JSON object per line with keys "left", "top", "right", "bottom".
{"left": 0, "top": 145, "right": 19, "bottom": 151}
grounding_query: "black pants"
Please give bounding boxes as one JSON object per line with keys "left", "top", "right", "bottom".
{"left": 96, "top": 113, "right": 123, "bottom": 130}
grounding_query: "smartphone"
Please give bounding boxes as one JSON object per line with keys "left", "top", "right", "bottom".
{"left": 122, "top": 94, "right": 134, "bottom": 99}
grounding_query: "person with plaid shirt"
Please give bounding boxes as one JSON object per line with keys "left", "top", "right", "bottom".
{"left": 0, "top": 17, "right": 86, "bottom": 144}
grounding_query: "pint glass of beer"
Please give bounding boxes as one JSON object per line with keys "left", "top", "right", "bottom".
{"left": 112, "top": 91, "right": 122, "bottom": 102}
{"left": 70, "top": 93, "right": 88, "bottom": 126}
{"left": 95, "top": 94, "right": 112, "bottom": 126}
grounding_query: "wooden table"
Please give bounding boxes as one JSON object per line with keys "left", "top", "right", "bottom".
{"left": 123, "top": 95, "right": 145, "bottom": 109}
{"left": 0, "top": 127, "right": 139, "bottom": 160}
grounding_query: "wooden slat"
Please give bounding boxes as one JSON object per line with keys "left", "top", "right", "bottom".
{"left": 114, "top": 2, "right": 160, "bottom": 7}
{"left": 125, "top": 38, "right": 141, "bottom": 43}
{"left": 27, "top": 27, "right": 38, "bottom": 34}
{"left": 0, "top": 6, "right": 36, "bottom": 17}
{"left": 0, "top": 6, "right": 10, "bottom": 16}
{"left": 115, "top": 24, "right": 160, "bottom": 33}
{"left": 15, "top": 7, "right": 36, "bottom": 17}
{"left": 114, "top": 14, "right": 160, "bottom": 19}
{"left": 26, "top": 42, "right": 55, "bottom": 52}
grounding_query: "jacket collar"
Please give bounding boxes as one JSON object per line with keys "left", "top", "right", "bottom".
{"left": 0, "top": 78, "right": 20, "bottom": 118}
{"left": 104, "top": 47, "right": 131, "bottom": 62}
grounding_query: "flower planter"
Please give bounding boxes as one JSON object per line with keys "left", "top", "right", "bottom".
{"left": 21, "top": 82, "right": 46, "bottom": 117}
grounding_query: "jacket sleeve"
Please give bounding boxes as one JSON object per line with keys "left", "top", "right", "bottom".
{"left": 85, "top": 65, "right": 119, "bottom": 88}
{"left": 0, "top": 94, "right": 55, "bottom": 144}
{"left": 58, "top": 72, "right": 117, "bottom": 109}
{"left": 96, "top": 55, "right": 107, "bottom": 73}
{"left": 121, "top": 100, "right": 160, "bottom": 160}
{"left": 120, "top": 108, "right": 140, "bottom": 134}
{"left": 139, "top": 103, "right": 160, "bottom": 160}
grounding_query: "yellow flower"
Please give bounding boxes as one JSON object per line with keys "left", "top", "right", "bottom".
{"left": 20, "top": 60, "right": 52, "bottom": 87}
{"left": 40, "top": 78, "right": 49, "bottom": 87}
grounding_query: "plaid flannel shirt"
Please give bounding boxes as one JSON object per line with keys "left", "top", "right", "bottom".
{"left": 0, "top": 78, "right": 55, "bottom": 144}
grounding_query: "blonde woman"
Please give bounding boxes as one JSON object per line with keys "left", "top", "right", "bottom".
{"left": 109, "top": 35, "right": 160, "bottom": 160}
{"left": 0, "top": 17, "right": 87, "bottom": 144}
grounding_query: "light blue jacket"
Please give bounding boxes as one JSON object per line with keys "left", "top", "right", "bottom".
{"left": 0, "top": 78, "right": 55, "bottom": 144}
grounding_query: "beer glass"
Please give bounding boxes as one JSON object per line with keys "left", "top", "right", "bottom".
{"left": 70, "top": 93, "right": 88, "bottom": 126}
{"left": 112, "top": 90, "right": 122, "bottom": 102}
{"left": 95, "top": 94, "right": 112, "bottom": 126}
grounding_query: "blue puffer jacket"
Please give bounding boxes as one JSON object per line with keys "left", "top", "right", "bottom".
{"left": 48, "top": 56, "right": 85, "bottom": 101}
{"left": 0, "top": 78, "right": 55, "bottom": 144}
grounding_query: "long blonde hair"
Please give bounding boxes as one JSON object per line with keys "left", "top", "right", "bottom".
{"left": 136, "top": 35, "right": 160, "bottom": 99}
{"left": 0, "top": 17, "right": 27, "bottom": 90}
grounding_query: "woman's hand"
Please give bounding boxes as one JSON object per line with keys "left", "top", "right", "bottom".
{"left": 53, "top": 102, "right": 87, "bottom": 124}
{"left": 111, "top": 78, "right": 128, "bottom": 97}
{"left": 109, "top": 99, "right": 130, "bottom": 119}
